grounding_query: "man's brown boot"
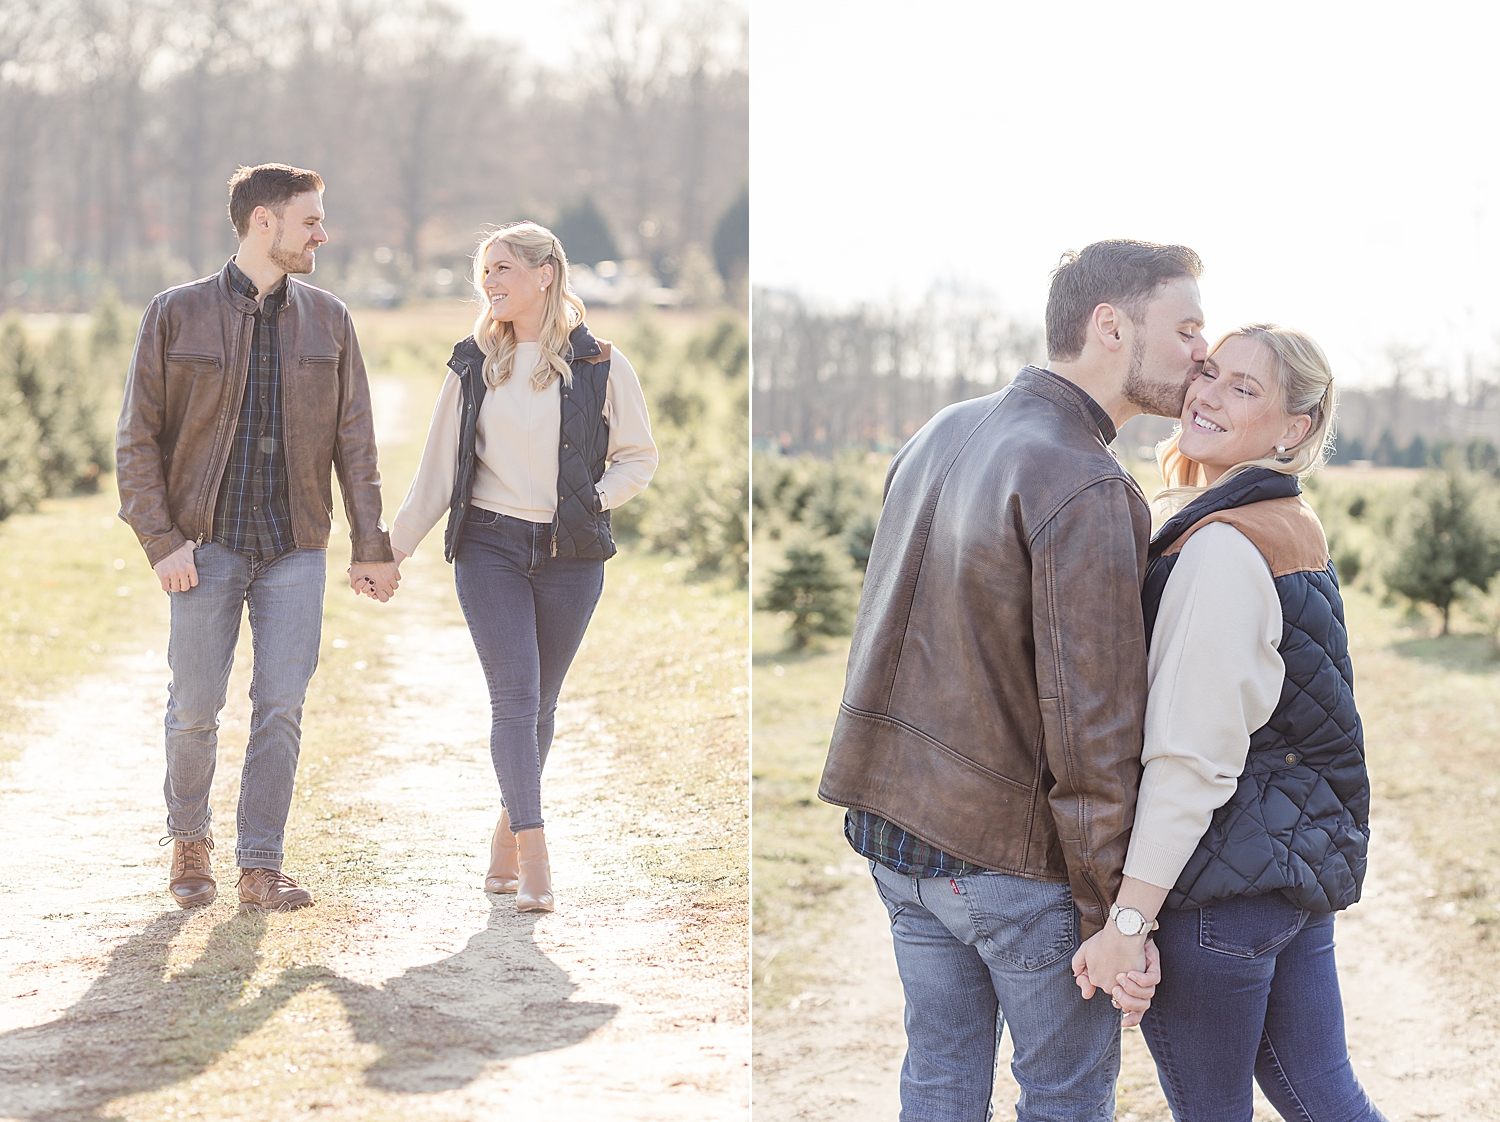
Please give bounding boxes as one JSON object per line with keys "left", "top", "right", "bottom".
{"left": 237, "top": 867, "right": 314, "bottom": 912}
{"left": 167, "top": 835, "right": 216, "bottom": 908}
{"left": 485, "top": 808, "right": 520, "bottom": 894}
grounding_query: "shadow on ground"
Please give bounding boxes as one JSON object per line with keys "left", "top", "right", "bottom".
{"left": 0, "top": 900, "right": 616, "bottom": 1118}
{"left": 1390, "top": 631, "right": 1500, "bottom": 674}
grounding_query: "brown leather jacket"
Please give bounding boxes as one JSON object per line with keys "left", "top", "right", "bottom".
{"left": 116, "top": 263, "right": 392, "bottom": 567}
{"left": 819, "top": 368, "right": 1151, "bottom": 937}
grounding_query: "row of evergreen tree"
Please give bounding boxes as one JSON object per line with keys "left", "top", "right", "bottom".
{"left": 0, "top": 296, "right": 124, "bottom": 520}
{"left": 756, "top": 450, "right": 1500, "bottom": 650}
{"left": 1328, "top": 431, "right": 1500, "bottom": 472}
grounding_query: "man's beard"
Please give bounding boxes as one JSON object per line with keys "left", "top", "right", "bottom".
{"left": 268, "top": 221, "right": 315, "bottom": 275}
{"left": 1123, "top": 332, "right": 1191, "bottom": 418}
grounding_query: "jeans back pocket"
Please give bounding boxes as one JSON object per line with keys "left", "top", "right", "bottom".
{"left": 1198, "top": 892, "right": 1308, "bottom": 958}
{"left": 958, "top": 873, "right": 1077, "bottom": 971}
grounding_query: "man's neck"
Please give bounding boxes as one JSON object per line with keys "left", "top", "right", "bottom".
{"left": 231, "top": 250, "right": 287, "bottom": 307}
{"left": 1044, "top": 359, "right": 1139, "bottom": 430}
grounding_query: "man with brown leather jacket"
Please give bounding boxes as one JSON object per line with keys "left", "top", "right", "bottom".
{"left": 819, "top": 241, "right": 1208, "bottom": 1119}
{"left": 116, "top": 164, "right": 399, "bottom": 913}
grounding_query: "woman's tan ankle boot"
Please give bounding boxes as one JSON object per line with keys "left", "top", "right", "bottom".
{"left": 515, "top": 827, "right": 554, "bottom": 913}
{"left": 484, "top": 809, "right": 520, "bottom": 894}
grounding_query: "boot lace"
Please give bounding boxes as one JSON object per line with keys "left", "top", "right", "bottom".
{"left": 241, "top": 868, "right": 300, "bottom": 893}
{"left": 161, "top": 835, "right": 213, "bottom": 876}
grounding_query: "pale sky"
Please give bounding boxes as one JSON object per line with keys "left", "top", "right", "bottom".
{"left": 451, "top": 1, "right": 579, "bottom": 70}
{"left": 751, "top": 1, "right": 1500, "bottom": 389}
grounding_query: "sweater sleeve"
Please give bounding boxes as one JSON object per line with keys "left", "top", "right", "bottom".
{"left": 1123, "top": 522, "right": 1285, "bottom": 890}
{"left": 596, "top": 347, "right": 659, "bottom": 510}
{"left": 389, "top": 371, "right": 463, "bottom": 558}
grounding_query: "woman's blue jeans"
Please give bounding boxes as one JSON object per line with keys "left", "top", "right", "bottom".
{"left": 452, "top": 510, "right": 604, "bottom": 833}
{"left": 1140, "top": 892, "right": 1387, "bottom": 1122}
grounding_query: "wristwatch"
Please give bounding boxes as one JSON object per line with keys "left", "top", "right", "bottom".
{"left": 1109, "top": 903, "right": 1159, "bottom": 937}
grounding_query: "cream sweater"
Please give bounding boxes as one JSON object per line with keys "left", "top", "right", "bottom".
{"left": 390, "top": 342, "right": 658, "bottom": 557}
{"left": 1122, "top": 522, "right": 1286, "bottom": 890}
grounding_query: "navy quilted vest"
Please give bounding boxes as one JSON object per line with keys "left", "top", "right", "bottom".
{"left": 441, "top": 323, "right": 617, "bottom": 563}
{"left": 1142, "top": 468, "right": 1369, "bottom": 914}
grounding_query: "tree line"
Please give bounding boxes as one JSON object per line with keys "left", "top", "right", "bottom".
{"left": 0, "top": 0, "right": 748, "bottom": 310}
{"left": 753, "top": 289, "right": 1500, "bottom": 469}
{"left": 0, "top": 299, "right": 125, "bottom": 519}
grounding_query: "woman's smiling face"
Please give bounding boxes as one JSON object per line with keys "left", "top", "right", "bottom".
{"left": 1177, "top": 334, "right": 1312, "bottom": 484}
{"left": 480, "top": 240, "right": 550, "bottom": 326}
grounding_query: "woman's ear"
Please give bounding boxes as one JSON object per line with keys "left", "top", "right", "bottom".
{"left": 538, "top": 262, "right": 555, "bottom": 292}
{"left": 1280, "top": 413, "right": 1314, "bottom": 452}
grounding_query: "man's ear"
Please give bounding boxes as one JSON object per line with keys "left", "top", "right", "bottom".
{"left": 249, "top": 204, "right": 273, "bottom": 237}
{"left": 1093, "top": 303, "right": 1125, "bottom": 353}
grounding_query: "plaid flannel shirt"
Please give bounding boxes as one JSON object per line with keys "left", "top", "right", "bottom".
{"left": 844, "top": 369, "right": 1118, "bottom": 879}
{"left": 212, "top": 260, "right": 295, "bottom": 559}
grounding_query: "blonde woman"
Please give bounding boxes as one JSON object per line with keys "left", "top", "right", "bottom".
{"left": 389, "top": 222, "right": 657, "bottom": 912}
{"left": 1073, "top": 325, "right": 1384, "bottom": 1119}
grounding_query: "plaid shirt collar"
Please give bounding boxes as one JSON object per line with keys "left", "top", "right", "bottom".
{"left": 227, "top": 257, "right": 290, "bottom": 308}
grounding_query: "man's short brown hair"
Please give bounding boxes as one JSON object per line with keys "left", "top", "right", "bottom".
{"left": 227, "top": 163, "right": 325, "bottom": 238}
{"left": 1045, "top": 240, "right": 1203, "bottom": 361}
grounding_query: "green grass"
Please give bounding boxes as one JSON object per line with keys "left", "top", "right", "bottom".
{"left": 0, "top": 493, "right": 169, "bottom": 759}
{"left": 750, "top": 609, "right": 854, "bottom": 1008}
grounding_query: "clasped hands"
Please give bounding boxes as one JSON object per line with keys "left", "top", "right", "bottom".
{"left": 349, "top": 558, "right": 402, "bottom": 602}
{"left": 1071, "top": 928, "right": 1161, "bottom": 1028}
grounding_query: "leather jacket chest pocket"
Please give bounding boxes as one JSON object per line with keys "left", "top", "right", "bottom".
{"left": 290, "top": 355, "right": 341, "bottom": 417}
{"left": 165, "top": 352, "right": 222, "bottom": 380}
{"left": 163, "top": 352, "right": 223, "bottom": 419}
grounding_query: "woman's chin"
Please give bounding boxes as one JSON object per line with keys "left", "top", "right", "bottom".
{"left": 1177, "top": 439, "right": 1223, "bottom": 471}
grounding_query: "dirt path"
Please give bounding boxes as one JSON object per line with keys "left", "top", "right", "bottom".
{"left": 0, "top": 378, "right": 748, "bottom": 1121}
{"left": 752, "top": 817, "right": 1500, "bottom": 1121}
{"left": 0, "top": 576, "right": 747, "bottom": 1120}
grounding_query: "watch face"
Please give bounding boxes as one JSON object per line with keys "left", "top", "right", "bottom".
{"left": 1115, "top": 908, "right": 1146, "bottom": 936}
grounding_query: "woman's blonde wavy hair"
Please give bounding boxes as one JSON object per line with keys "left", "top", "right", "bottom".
{"left": 471, "top": 221, "right": 587, "bottom": 392}
{"left": 1155, "top": 323, "right": 1337, "bottom": 514}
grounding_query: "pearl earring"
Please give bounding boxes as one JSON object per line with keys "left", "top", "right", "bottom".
{"left": 1276, "top": 445, "right": 1287, "bottom": 454}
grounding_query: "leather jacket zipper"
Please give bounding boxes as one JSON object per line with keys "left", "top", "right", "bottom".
{"left": 196, "top": 316, "right": 253, "bottom": 536}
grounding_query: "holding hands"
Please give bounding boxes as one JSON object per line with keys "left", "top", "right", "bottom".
{"left": 1072, "top": 930, "right": 1161, "bottom": 1028}
{"left": 349, "top": 553, "right": 404, "bottom": 602}
{"left": 1072, "top": 879, "right": 1170, "bottom": 1027}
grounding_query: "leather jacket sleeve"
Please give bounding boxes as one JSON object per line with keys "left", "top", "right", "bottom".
{"left": 331, "top": 311, "right": 393, "bottom": 563}
{"left": 115, "top": 297, "right": 187, "bottom": 567}
{"left": 1031, "top": 476, "right": 1150, "bottom": 937}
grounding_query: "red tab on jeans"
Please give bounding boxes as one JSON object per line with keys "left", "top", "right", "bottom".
{"left": 951, "top": 879, "right": 960, "bottom": 894}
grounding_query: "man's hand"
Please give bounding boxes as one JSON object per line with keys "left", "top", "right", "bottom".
{"left": 1112, "top": 938, "right": 1161, "bottom": 1028}
{"left": 349, "top": 560, "right": 401, "bottom": 602}
{"left": 1072, "top": 926, "right": 1148, "bottom": 1002}
{"left": 1113, "top": 941, "right": 1161, "bottom": 1027}
{"left": 153, "top": 540, "right": 199, "bottom": 593}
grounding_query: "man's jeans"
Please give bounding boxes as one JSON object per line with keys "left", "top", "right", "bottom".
{"left": 163, "top": 543, "right": 325, "bottom": 870}
{"left": 871, "top": 860, "right": 1120, "bottom": 1122}
{"left": 1140, "top": 893, "right": 1387, "bottom": 1122}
